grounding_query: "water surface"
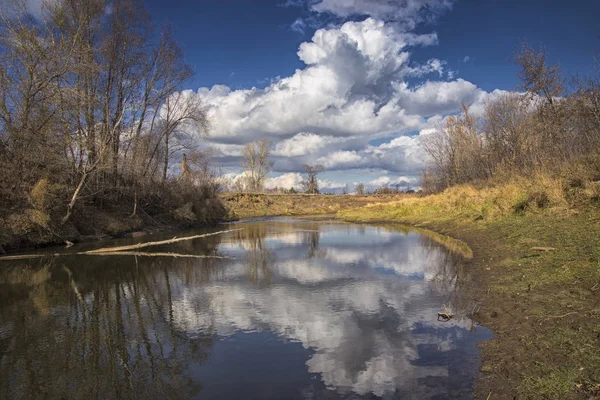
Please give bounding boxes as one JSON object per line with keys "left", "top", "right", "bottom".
{"left": 0, "top": 218, "right": 491, "bottom": 399}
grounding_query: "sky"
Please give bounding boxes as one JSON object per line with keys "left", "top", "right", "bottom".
{"left": 145, "top": 0, "right": 600, "bottom": 191}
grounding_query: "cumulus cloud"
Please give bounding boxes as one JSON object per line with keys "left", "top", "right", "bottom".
{"left": 190, "top": 3, "right": 505, "bottom": 186}
{"left": 265, "top": 172, "right": 304, "bottom": 189}
{"left": 273, "top": 132, "right": 345, "bottom": 157}
{"left": 198, "top": 18, "right": 486, "bottom": 144}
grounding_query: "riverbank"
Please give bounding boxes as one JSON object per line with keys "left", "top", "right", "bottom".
{"left": 220, "top": 192, "right": 410, "bottom": 220}
{"left": 1, "top": 184, "right": 227, "bottom": 254}
{"left": 4, "top": 188, "right": 599, "bottom": 398}
{"left": 224, "top": 186, "right": 600, "bottom": 398}
{"left": 338, "top": 181, "right": 600, "bottom": 399}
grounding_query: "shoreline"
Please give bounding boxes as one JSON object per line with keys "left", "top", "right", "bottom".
{"left": 4, "top": 193, "right": 599, "bottom": 399}
{"left": 337, "top": 202, "right": 600, "bottom": 399}
{"left": 225, "top": 191, "right": 600, "bottom": 398}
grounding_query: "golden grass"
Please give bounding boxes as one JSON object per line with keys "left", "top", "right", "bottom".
{"left": 340, "top": 175, "right": 574, "bottom": 225}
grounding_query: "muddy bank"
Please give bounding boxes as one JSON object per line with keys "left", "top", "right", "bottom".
{"left": 1, "top": 200, "right": 228, "bottom": 255}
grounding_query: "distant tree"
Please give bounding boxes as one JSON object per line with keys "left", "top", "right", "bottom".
{"left": 288, "top": 187, "right": 298, "bottom": 194}
{"left": 342, "top": 184, "right": 348, "bottom": 195}
{"left": 374, "top": 186, "right": 400, "bottom": 195}
{"left": 301, "top": 164, "right": 323, "bottom": 194}
{"left": 355, "top": 183, "right": 365, "bottom": 195}
{"left": 233, "top": 176, "right": 246, "bottom": 192}
{"left": 241, "top": 139, "right": 273, "bottom": 192}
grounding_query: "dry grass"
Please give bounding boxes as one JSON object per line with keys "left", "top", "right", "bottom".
{"left": 221, "top": 193, "right": 411, "bottom": 220}
{"left": 340, "top": 174, "right": 575, "bottom": 225}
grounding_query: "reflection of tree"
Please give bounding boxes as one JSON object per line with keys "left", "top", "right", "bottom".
{"left": 305, "top": 231, "right": 323, "bottom": 259}
{"left": 0, "top": 240, "right": 226, "bottom": 399}
{"left": 231, "top": 224, "right": 274, "bottom": 285}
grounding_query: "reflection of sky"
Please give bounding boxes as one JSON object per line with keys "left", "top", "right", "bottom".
{"left": 168, "top": 220, "right": 491, "bottom": 398}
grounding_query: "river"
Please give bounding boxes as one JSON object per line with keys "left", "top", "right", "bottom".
{"left": 0, "top": 217, "right": 492, "bottom": 399}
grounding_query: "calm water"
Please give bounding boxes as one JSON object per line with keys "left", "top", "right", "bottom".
{"left": 0, "top": 218, "right": 492, "bottom": 399}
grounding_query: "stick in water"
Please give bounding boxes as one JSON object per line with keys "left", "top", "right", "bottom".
{"left": 0, "top": 228, "right": 242, "bottom": 261}
{"left": 87, "top": 251, "right": 234, "bottom": 259}
{"left": 84, "top": 228, "right": 242, "bottom": 254}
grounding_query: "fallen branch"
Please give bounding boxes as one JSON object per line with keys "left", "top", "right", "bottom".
{"left": 0, "top": 250, "right": 234, "bottom": 261}
{"left": 82, "top": 228, "right": 242, "bottom": 254}
{"left": 437, "top": 304, "right": 454, "bottom": 322}
{"left": 530, "top": 246, "right": 557, "bottom": 252}
{"left": 0, "top": 228, "right": 242, "bottom": 261}
{"left": 86, "top": 251, "right": 234, "bottom": 259}
{"left": 0, "top": 253, "right": 65, "bottom": 261}
{"left": 545, "top": 311, "right": 578, "bottom": 320}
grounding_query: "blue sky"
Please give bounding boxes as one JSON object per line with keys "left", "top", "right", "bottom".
{"left": 144, "top": 0, "right": 600, "bottom": 192}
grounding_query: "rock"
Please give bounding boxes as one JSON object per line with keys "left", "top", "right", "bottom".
{"left": 530, "top": 246, "right": 556, "bottom": 252}
{"left": 130, "top": 231, "right": 147, "bottom": 238}
{"left": 480, "top": 363, "right": 494, "bottom": 373}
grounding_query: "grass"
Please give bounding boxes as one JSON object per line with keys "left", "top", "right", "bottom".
{"left": 337, "top": 179, "right": 600, "bottom": 399}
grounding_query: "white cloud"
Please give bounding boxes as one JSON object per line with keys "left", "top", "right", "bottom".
{"left": 317, "top": 150, "right": 362, "bottom": 168}
{"left": 187, "top": 6, "right": 505, "bottom": 185}
{"left": 196, "top": 18, "right": 482, "bottom": 147}
{"left": 310, "top": 0, "right": 453, "bottom": 29}
{"left": 291, "top": 17, "right": 307, "bottom": 34}
{"left": 265, "top": 172, "right": 304, "bottom": 189}
{"left": 273, "top": 132, "right": 344, "bottom": 157}
{"left": 462, "top": 56, "right": 470, "bottom": 63}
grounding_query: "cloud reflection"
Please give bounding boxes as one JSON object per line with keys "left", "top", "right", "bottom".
{"left": 167, "top": 221, "right": 481, "bottom": 398}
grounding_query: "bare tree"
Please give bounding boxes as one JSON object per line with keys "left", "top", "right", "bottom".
{"left": 484, "top": 93, "right": 537, "bottom": 172}
{"left": 355, "top": 183, "right": 365, "bottom": 195}
{"left": 233, "top": 176, "right": 246, "bottom": 193}
{"left": 241, "top": 139, "right": 273, "bottom": 192}
{"left": 515, "top": 42, "right": 564, "bottom": 106}
{"left": 156, "top": 91, "right": 208, "bottom": 181}
{"left": 0, "top": 0, "right": 221, "bottom": 239}
{"left": 420, "top": 104, "right": 489, "bottom": 191}
{"left": 301, "top": 164, "right": 323, "bottom": 194}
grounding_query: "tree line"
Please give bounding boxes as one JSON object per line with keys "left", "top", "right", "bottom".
{"left": 0, "top": 0, "right": 223, "bottom": 247}
{"left": 420, "top": 43, "right": 600, "bottom": 194}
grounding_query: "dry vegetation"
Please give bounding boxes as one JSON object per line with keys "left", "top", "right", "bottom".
{"left": 0, "top": 0, "right": 225, "bottom": 252}
{"left": 221, "top": 192, "right": 411, "bottom": 220}
{"left": 420, "top": 43, "right": 600, "bottom": 195}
